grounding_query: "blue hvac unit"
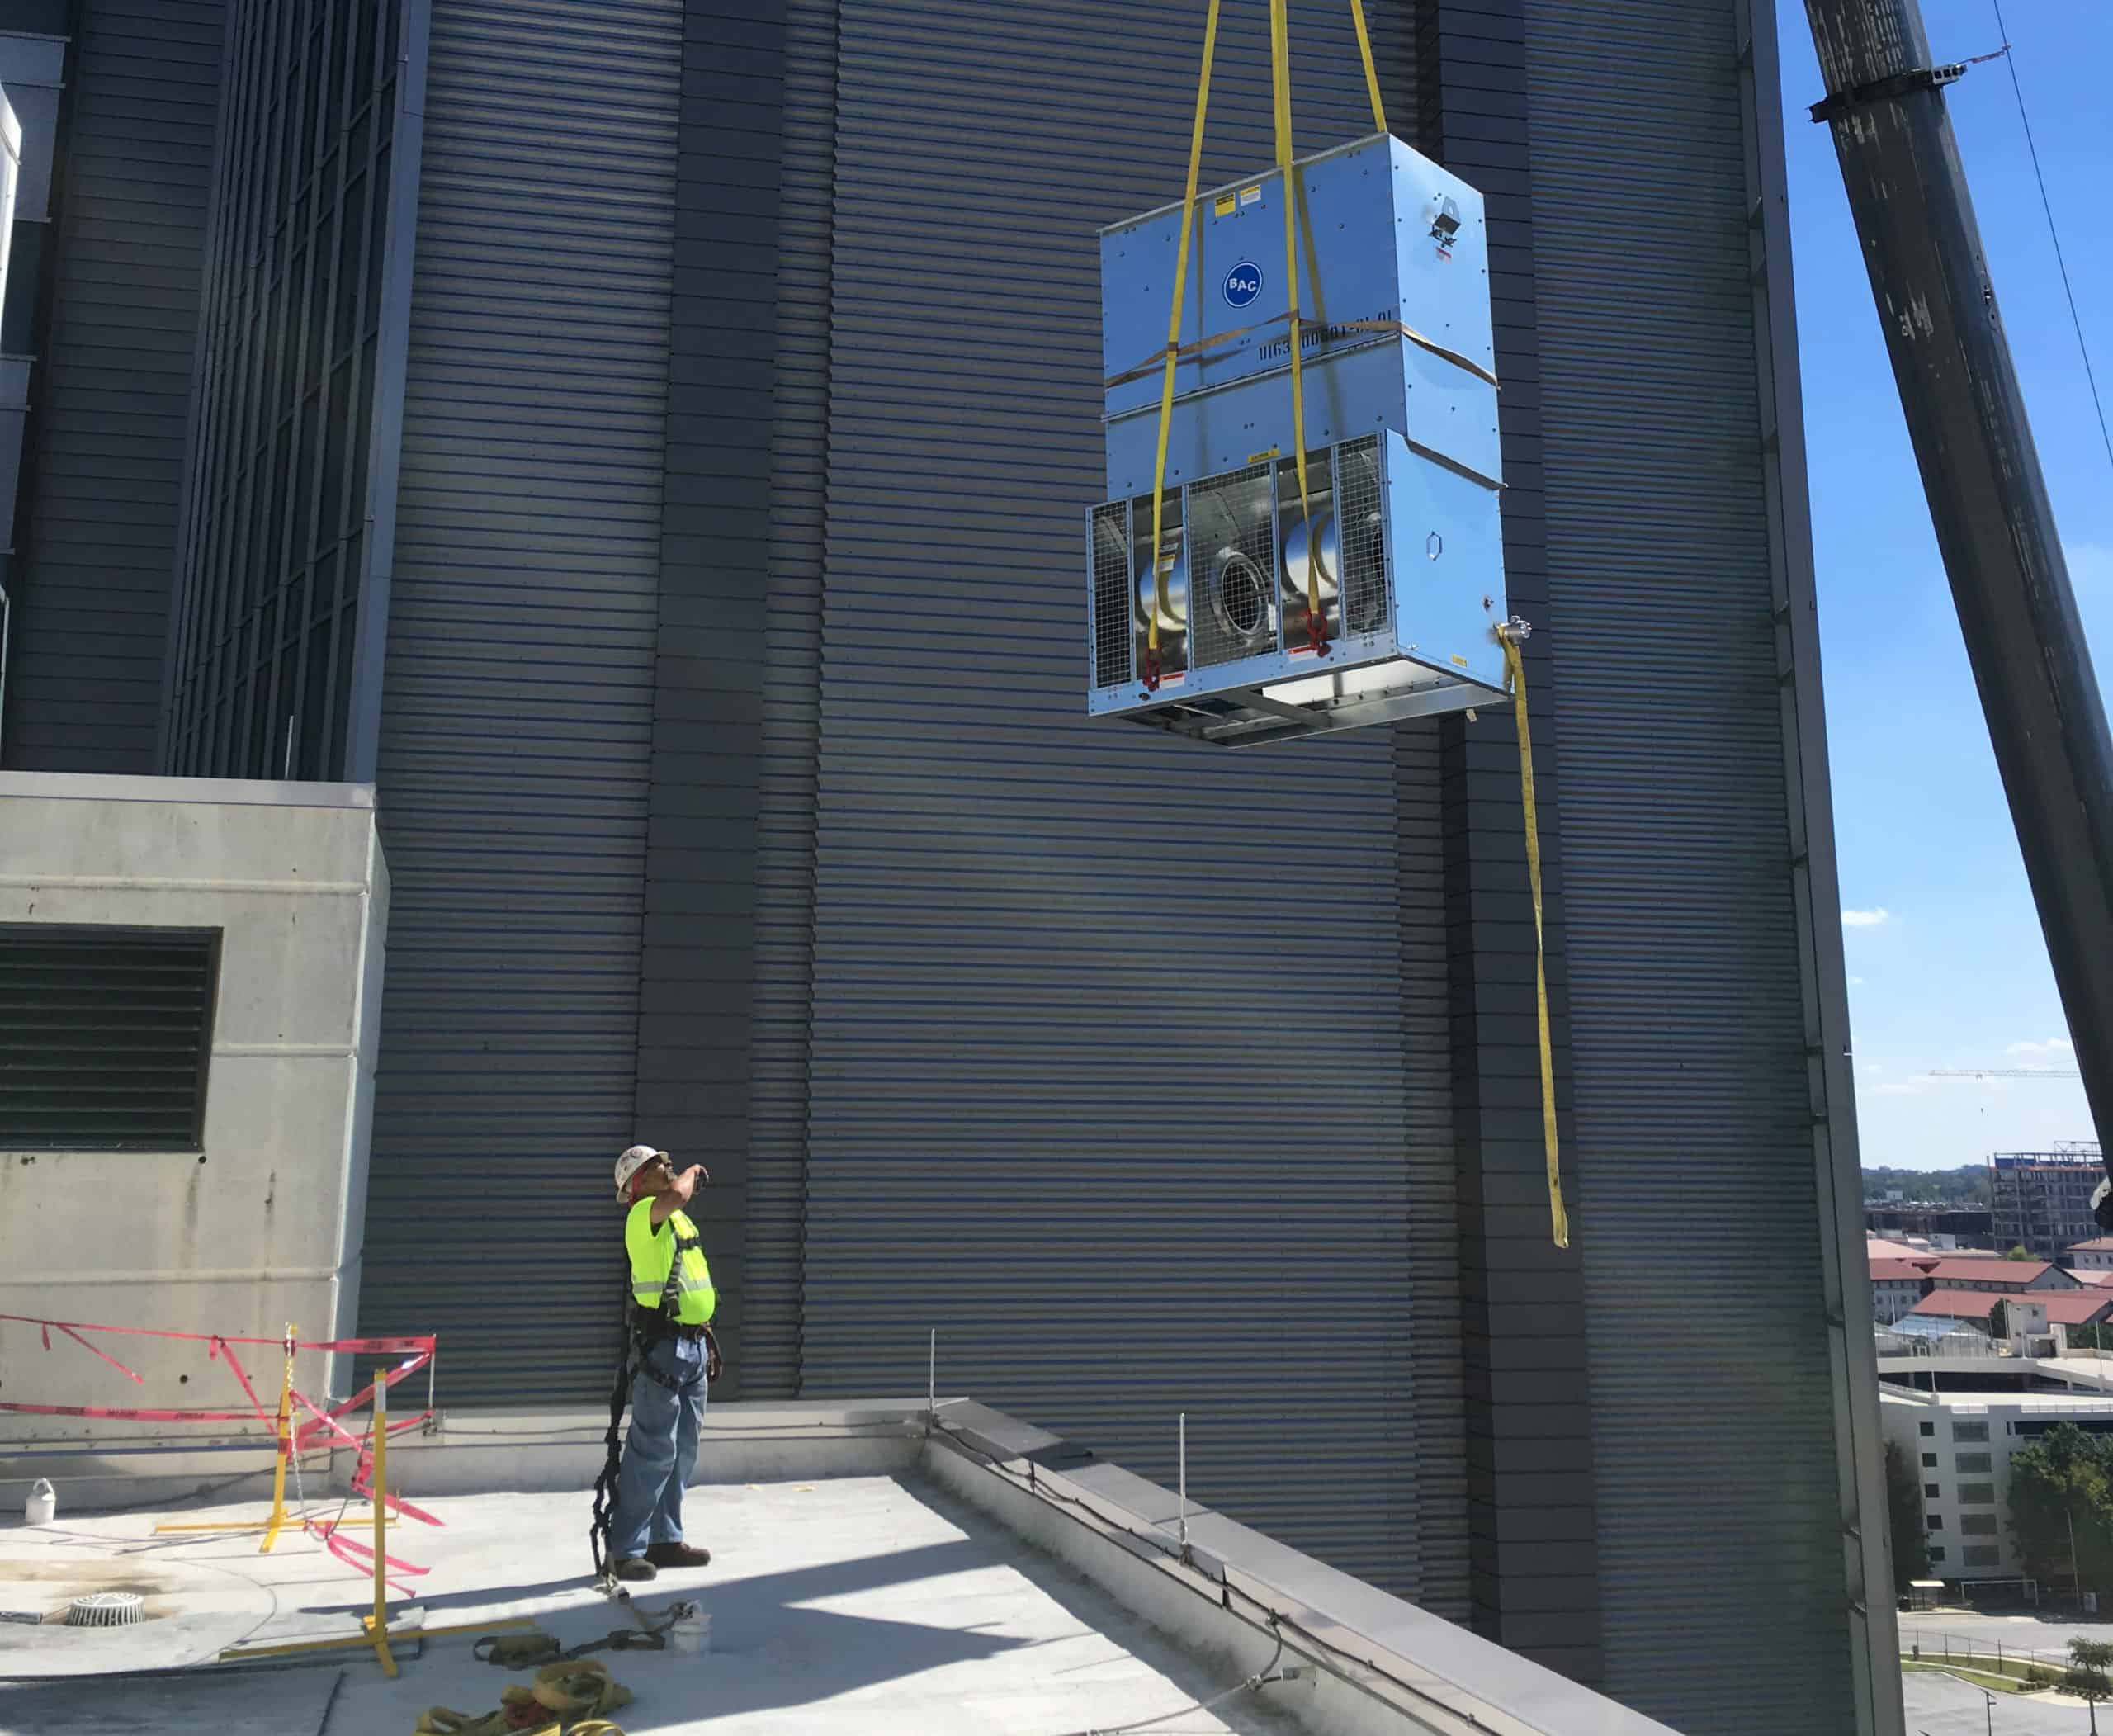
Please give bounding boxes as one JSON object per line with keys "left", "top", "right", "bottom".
{"left": 1087, "top": 133, "right": 1510, "bottom": 745}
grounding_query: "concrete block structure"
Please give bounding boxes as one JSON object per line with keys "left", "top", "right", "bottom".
{"left": 0, "top": 773, "right": 385, "bottom": 1425}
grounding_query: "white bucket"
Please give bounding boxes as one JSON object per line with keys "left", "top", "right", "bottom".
{"left": 668, "top": 1603, "right": 711, "bottom": 1656}
{"left": 24, "top": 1480, "right": 54, "bottom": 1526}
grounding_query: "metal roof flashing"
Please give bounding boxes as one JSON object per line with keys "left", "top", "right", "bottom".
{"left": 922, "top": 1400, "right": 1680, "bottom": 1736}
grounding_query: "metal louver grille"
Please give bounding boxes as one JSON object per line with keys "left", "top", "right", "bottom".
{"left": 1090, "top": 499, "right": 1134, "bottom": 688}
{"left": 1185, "top": 461, "right": 1277, "bottom": 669}
{"left": 0, "top": 926, "right": 220, "bottom": 1150}
{"left": 1335, "top": 435, "right": 1388, "bottom": 636}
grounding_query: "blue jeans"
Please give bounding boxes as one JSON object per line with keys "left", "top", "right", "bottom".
{"left": 609, "top": 1334, "right": 707, "bottom": 1559}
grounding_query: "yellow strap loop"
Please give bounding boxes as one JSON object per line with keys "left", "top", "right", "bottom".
{"left": 1146, "top": 0, "right": 1224, "bottom": 682}
{"left": 1501, "top": 628, "right": 1569, "bottom": 1250}
{"left": 1268, "top": 0, "right": 1321, "bottom": 648}
{"left": 1348, "top": 0, "right": 1387, "bottom": 134}
{"left": 1147, "top": 0, "right": 1388, "bottom": 679}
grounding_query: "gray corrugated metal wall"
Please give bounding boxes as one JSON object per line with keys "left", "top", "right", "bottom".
{"left": 797, "top": 0, "right": 1439, "bottom": 1596}
{"left": 1524, "top": 0, "right": 1851, "bottom": 1728}
{"left": 1419, "top": 0, "right": 1600, "bottom": 1677}
{"left": 0, "top": 0, "right": 223, "bottom": 772}
{"left": 742, "top": 0, "right": 836, "bottom": 1398}
{"left": 357, "top": 0, "right": 683, "bottom": 1398}
{"left": 1397, "top": 716, "right": 1465, "bottom": 1622}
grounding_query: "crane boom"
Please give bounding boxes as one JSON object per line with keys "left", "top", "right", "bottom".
{"left": 1803, "top": 0, "right": 2113, "bottom": 1219}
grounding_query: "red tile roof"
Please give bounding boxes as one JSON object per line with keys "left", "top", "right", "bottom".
{"left": 1870, "top": 1260, "right": 1936, "bottom": 1283}
{"left": 1910, "top": 1292, "right": 2002, "bottom": 1321}
{"left": 2040, "top": 1291, "right": 2113, "bottom": 1327}
{"left": 2072, "top": 1270, "right": 2113, "bottom": 1287}
{"left": 1907, "top": 1289, "right": 2113, "bottom": 1327}
{"left": 2069, "top": 1238, "right": 2113, "bottom": 1254}
{"left": 1928, "top": 1256, "right": 2054, "bottom": 1284}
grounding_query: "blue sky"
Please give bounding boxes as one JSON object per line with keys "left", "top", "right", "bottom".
{"left": 1776, "top": 2, "right": 2111, "bottom": 1169}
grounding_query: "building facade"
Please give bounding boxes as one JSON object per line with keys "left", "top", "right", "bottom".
{"left": 1865, "top": 1203, "right": 1993, "bottom": 1246}
{"left": 1870, "top": 1257, "right": 1934, "bottom": 1325}
{"left": 1992, "top": 1153, "right": 2106, "bottom": 1261}
{"left": 2068, "top": 1237, "right": 2113, "bottom": 1271}
{"left": 1884, "top": 1386, "right": 2113, "bottom": 1583}
{"left": 0, "top": 3, "right": 1893, "bottom": 1734}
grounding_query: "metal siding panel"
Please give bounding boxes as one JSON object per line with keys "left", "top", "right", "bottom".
{"left": 635, "top": 0, "right": 789, "bottom": 1397}
{"left": 357, "top": 0, "right": 681, "bottom": 1402}
{"left": 1420, "top": 0, "right": 1600, "bottom": 1672}
{"left": 803, "top": 0, "right": 1431, "bottom": 1596}
{"left": 1, "top": 1, "right": 224, "bottom": 773}
{"left": 1524, "top": 1, "right": 1851, "bottom": 1727}
{"left": 741, "top": 0, "right": 835, "bottom": 1397}
{"left": 1397, "top": 715, "right": 1466, "bottom": 1622}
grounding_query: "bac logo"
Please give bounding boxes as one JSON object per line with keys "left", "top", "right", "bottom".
{"left": 1222, "top": 262, "right": 1263, "bottom": 309}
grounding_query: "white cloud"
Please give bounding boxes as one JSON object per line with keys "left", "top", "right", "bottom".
{"left": 1841, "top": 907, "right": 1892, "bottom": 928}
{"left": 2007, "top": 1038, "right": 2075, "bottom": 1057}
{"left": 1850, "top": 976, "right": 1865, "bottom": 986}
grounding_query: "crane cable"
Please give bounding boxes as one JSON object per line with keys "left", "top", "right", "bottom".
{"left": 1142, "top": 0, "right": 1389, "bottom": 689}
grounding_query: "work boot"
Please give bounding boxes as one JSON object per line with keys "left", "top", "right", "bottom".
{"left": 612, "top": 1556, "right": 658, "bottom": 1582}
{"left": 645, "top": 1540, "right": 711, "bottom": 1568}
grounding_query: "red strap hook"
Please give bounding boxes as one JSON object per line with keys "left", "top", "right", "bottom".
{"left": 1142, "top": 645, "right": 1162, "bottom": 693}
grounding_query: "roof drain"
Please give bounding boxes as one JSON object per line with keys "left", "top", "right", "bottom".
{"left": 65, "top": 1591, "right": 144, "bottom": 1629}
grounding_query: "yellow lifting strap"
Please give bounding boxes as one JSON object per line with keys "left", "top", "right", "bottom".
{"left": 1145, "top": 0, "right": 1390, "bottom": 684}
{"left": 1145, "top": 0, "right": 1222, "bottom": 689}
{"left": 1500, "top": 627, "right": 1570, "bottom": 1250}
{"left": 1350, "top": 0, "right": 1387, "bottom": 134}
{"left": 1267, "top": 0, "right": 1323, "bottom": 652}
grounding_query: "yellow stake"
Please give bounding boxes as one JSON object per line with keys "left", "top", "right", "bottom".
{"left": 260, "top": 1323, "right": 295, "bottom": 1553}
{"left": 362, "top": 1373, "right": 399, "bottom": 1678}
{"left": 152, "top": 1321, "right": 300, "bottom": 1552}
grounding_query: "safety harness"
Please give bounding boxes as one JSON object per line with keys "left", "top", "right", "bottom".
{"left": 588, "top": 1213, "right": 722, "bottom": 1587}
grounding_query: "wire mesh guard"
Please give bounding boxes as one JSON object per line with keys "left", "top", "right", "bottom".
{"left": 1090, "top": 499, "right": 1134, "bottom": 689}
{"left": 1184, "top": 461, "right": 1279, "bottom": 670}
{"left": 1334, "top": 435, "right": 1389, "bottom": 636}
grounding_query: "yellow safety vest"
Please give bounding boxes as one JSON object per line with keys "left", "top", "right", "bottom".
{"left": 625, "top": 1200, "right": 716, "bottom": 1326}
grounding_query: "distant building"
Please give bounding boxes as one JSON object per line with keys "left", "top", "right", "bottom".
{"left": 1906, "top": 1289, "right": 2113, "bottom": 1356}
{"left": 1925, "top": 1257, "right": 2078, "bottom": 1294}
{"left": 2068, "top": 1237, "right": 2113, "bottom": 1271}
{"left": 1908, "top": 1292, "right": 2051, "bottom": 1346}
{"left": 1880, "top": 1386, "right": 2113, "bottom": 1583}
{"left": 1992, "top": 1154, "right": 2106, "bottom": 1261}
{"left": 1870, "top": 1257, "right": 1937, "bottom": 1325}
{"left": 1865, "top": 1203, "right": 1993, "bottom": 1246}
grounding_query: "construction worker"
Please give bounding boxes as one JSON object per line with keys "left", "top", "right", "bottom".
{"left": 607, "top": 1143, "right": 720, "bottom": 1582}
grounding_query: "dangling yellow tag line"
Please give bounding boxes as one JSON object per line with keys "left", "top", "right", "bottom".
{"left": 1499, "top": 624, "right": 1569, "bottom": 1250}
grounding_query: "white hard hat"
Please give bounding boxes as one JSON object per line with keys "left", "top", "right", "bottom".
{"left": 614, "top": 1144, "right": 667, "bottom": 1201}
